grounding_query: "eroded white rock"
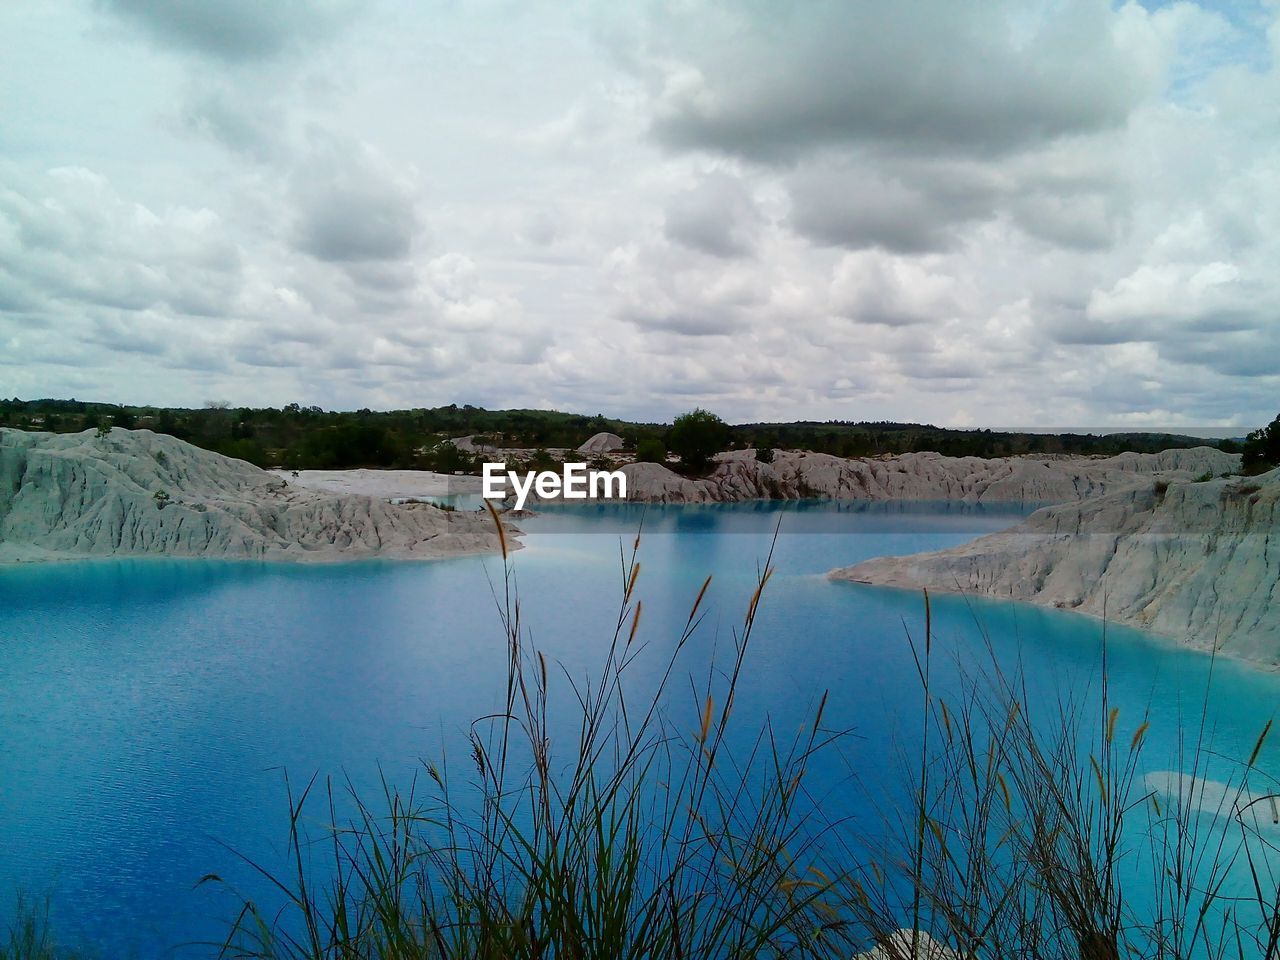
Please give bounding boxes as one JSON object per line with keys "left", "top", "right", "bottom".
{"left": 0, "top": 428, "right": 512, "bottom": 563}
{"left": 615, "top": 447, "right": 1240, "bottom": 504}
{"left": 830, "top": 469, "right": 1280, "bottom": 667}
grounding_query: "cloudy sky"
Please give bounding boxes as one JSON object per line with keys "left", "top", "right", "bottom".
{"left": 2, "top": 1, "right": 1278, "bottom": 427}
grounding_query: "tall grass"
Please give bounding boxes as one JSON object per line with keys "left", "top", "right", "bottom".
{"left": 845, "top": 593, "right": 1280, "bottom": 959}
{"left": 209, "top": 522, "right": 853, "bottom": 958}
{"left": 0, "top": 896, "right": 87, "bottom": 960}
{"left": 206, "top": 530, "right": 1280, "bottom": 959}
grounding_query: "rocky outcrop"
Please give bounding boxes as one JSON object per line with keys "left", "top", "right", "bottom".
{"left": 615, "top": 447, "right": 1239, "bottom": 504}
{"left": 830, "top": 469, "right": 1280, "bottom": 667}
{"left": 0, "top": 428, "right": 511, "bottom": 563}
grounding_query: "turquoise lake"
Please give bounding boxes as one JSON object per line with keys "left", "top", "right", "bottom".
{"left": 1, "top": 501, "right": 1278, "bottom": 957}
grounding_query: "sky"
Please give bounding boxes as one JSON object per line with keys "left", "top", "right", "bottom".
{"left": 1, "top": 0, "right": 1278, "bottom": 428}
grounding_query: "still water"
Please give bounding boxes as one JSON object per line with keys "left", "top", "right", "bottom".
{"left": 1, "top": 501, "right": 1277, "bottom": 956}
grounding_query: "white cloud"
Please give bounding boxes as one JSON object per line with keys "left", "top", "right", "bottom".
{"left": 0, "top": 0, "right": 1275, "bottom": 427}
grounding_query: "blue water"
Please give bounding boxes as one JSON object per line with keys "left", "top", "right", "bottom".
{"left": 1, "top": 501, "right": 1277, "bottom": 956}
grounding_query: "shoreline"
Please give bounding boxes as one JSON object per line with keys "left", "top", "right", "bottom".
{"left": 830, "top": 574, "right": 1274, "bottom": 673}
{"left": 0, "top": 538, "right": 518, "bottom": 568}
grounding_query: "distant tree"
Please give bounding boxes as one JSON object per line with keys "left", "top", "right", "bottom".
{"left": 212, "top": 438, "right": 270, "bottom": 468}
{"left": 527, "top": 448, "right": 558, "bottom": 472}
{"left": 425, "top": 442, "right": 477, "bottom": 474}
{"left": 1242, "top": 414, "right": 1280, "bottom": 473}
{"left": 666, "top": 409, "right": 729, "bottom": 473}
{"left": 112, "top": 408, "right": 136, "bottom": 429}
{"left": 635, "top": 437, "right": 666, "bottom": 464}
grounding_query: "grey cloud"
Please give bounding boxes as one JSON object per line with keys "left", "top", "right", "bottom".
{"left": 519, "top": 209, "right": 561, "bottom": 247}
{"left": 898, "top": 358, "right": 982, "bottom": 381}
{"left": 100, "top": 0, "right": 347, "bottom": 63}
{"left": 1047, "top": 293, "right": 1274, "bottom": 356}
{"left": 625, "top": 308, "right": 739, "bottom": 336}
{"left": 1046, "top": 308, "right": 1152, "bottom": 346}
{"left": 235, "top": 343, "right": 308, "bottom": 369}
{"left": 788, "top": 169, "right": 974, "bottom": 253}
{"left": 291, "top": 139, "right": 420, "bottom": 264}
{"left": 1158, "top": 327, "right": 1280, "bottom": 378}
{"left": 787, "top": 152, "right": 1128, "bottom": 255}
{"left": 343, "top": 261, "right": 419, "bottom": 296}
{"left": 854, "top": 307, "right": 932, "bottom": 329}
{"left": 1181, "top": 310, "right": 1259, "bottom": 333}
{"left": 85, "top": 316, "right": 169, "bottom": 357}
{"left": 181, "top": 87, "right": 286, "bottom": 161}
{"left": 169, "top": 345, "right": 233, "bottom": 372}
{"left": 294, "top": 189, "right": 417, "bottom": 263}
{"left": 1006, "top": 186, "right": 1126, "bottom": 251}
{"left": 0, "top": 169, "right": 245, "bottom": 320}
{"left": 663, "top": 173, "right": 762, "bottom": 258}
{"left": 642, "top": 1, "right": 1150, "bottom": 162}
{"left": 830, "top": 253, "right": 956, "bottom": 327}
{"left": 0, "top": 269, "right": 48, "bottom": 315}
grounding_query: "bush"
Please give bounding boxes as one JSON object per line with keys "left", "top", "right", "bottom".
{"left": 634, "top": 436, "right": 666, "bottom": 464}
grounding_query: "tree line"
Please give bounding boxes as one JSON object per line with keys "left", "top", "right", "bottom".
{"left": 0, "top": 397, "right": 1269, "bottom": 476}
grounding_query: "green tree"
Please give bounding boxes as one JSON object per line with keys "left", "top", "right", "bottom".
{"left": 635, "top": 437, "right": 667, "bottom": 464}
{"left": 1242, "top": 413, "right": 1280, "bottom": 473}
{"left": 666, "top": 409, "right": 728, "bottom": 474}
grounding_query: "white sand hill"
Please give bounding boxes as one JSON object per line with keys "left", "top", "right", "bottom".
{"left": 0, "top": 428, "right": 511, "bottom": 563}
{"left": 830, "top": 467, "right": 1280, "bottom": 667}
{"left": 577, "top": 431, "right": 625, "bottom": 454}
